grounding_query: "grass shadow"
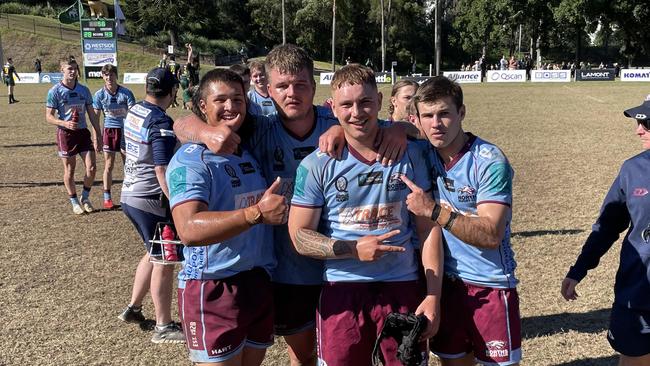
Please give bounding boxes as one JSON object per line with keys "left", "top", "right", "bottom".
{"left": 511, "top": 229, "right": 585, "bottom": 238}
{"left": 3, "top": 142, "right": 56, "bottom": 148}
{"left": 553, "top": 355, "right": 618, "bottom": 365}
{"left": 522, "top": 308, "right": 610, "bottom": 338}
{"left": 0, "top": 180, "right": 122, "bottom": 188}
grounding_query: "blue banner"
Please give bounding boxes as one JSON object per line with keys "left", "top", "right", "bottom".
{"left": 40, "top": 73, "right": 64, "bottom": 84}
{"left": 83, "top": 39, "right": 116, "bottom": 53}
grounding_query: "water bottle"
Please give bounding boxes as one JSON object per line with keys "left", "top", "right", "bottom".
{"left": 162, "top": 225, "right": 179, "bottom": 261}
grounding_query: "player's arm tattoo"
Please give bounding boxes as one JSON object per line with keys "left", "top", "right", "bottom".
{"left": 294, "top": 228, "right": 357, "bottom": 259}
{"left": 437, "top": 207, "right": 505, "bottom": 250}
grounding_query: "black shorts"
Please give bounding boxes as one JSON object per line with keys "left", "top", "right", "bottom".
{"left": 607, "top": 302, "right": 650, "bottom": 357}
{"left": 273, "top": 283, "right": 321, "bottom": 336}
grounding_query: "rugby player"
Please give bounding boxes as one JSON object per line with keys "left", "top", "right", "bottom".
{"left": 400, "top": 76, "right": 520, "bottom": 366}
{"left": 561, "top": 95, "right": 650, "bottom": 366}
{"left": 247, "top": 60, "right": 277, "bottom": 116}
{"left": 287, "top": 64, "right": 443, "bottom": 366}
{"left": 45, "top": 57, "right": 102, "bottom": 215}
{"left": 92, "top": 64, "right": 136, "bottom": 209}
{"left": 117, "top": 67, "right": 185, "bottom": 344}
{"left": 168, "top": 69, "right": 288, "bottom": 365}
{"left": 3, "top": 57, "right": 20, "bottom": 104}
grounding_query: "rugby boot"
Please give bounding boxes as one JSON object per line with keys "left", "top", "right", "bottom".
{"left": 72, "top": 203, "right": 84, "bottom": 215}
{"left": 103, "top": 199, "right": 114, "bottom": 210}
{"left": 81, "top": 199, "right": 94, "bottom": 213}
{"left": 118, "top": 305, "right": 145, "bottom": 323}
{"left": 151, "top": 322, "right": 186, "bottom": 344}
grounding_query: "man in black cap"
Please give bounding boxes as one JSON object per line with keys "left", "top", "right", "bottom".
{"left": 117, "top": 67, "right": 185, "bottom": 344}
{"left": 561, "top": 95, "right": 650, "bottom": 366}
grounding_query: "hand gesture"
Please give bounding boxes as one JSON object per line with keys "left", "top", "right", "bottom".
{"left": 400, "top": 175, "right": 435, "bottom": 218}
{"left": 374, "top": 124, "right": 407, "bottom": 166}
{"left": 205, "top": 120, "right": 241, "bottom": 155}
{"left": 318, "top": 125, "right": 345, "bottom": 159}
{"left": 258, "top": 177, "right": 288, "bottom": 225}
{"left": 415, "top": 295, "right": 440, "bottom": 340}
{"left": 94, "top": 136, "right": 102, "bottom": 152}
{"left": 355, "top": 230, "right": 405, "bottom": 261}
{"left": 560, "top": 277, "right": 579, "bottom": 301}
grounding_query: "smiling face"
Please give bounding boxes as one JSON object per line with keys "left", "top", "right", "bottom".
{"left": 199, "top": 80, "right": 247, "bottom": 131}
{"left": 332, "top": 82, "right": 382, "bottom": 145}
{"left": 102, "top": 71, "right": 117, "bottom": 90}
{"left": 251, "top": 68, "right": 267, "bottom": 93}
{"left": 391, "top": 84, "right": 417, "bottom": 121}
{"left": 267, "top": 67, "right": 315, "bottom": 123}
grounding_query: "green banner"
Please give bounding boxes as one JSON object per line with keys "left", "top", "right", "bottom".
{"left": 58, "top": 1, "right": 81, "bottom": 24}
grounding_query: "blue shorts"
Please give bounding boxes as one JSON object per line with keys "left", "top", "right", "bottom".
{"left": 608, "top": 302, "right": 650, "bottom": 357}
{"left": 121, "top": 196, "right": 170, "bottom": 257}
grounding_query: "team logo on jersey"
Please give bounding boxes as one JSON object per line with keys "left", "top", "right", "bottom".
{"left": 642, "top": 223, "right": 650, "bottom": 244}
{"left": 238, "top": 162, "right": 256, "bottom": 174}
{"left": 443, "top": 178, "right": 455, "bottom": 192}
{"left": 293, "top": 146, "right": 315, "bottom": 160}
{"left": 457, "top": 185, "right": 477, "bottom": 203}
{"left": 168, "top": 167, "right": 187, "bottom": 198}
{"left": 358, "top": 171, "right": 383, "bottom": 186}
{"left": 485, "top": 340, "right": 508, "bottom": 358}
{"left": 224, "top": 164, "right": 241, "bottom": 187}
{"left": 387, "top": 173, "right": 407, "bottom": 192}
{"left": 338, "top": 202, "right": 403, "bottom": 231}
{"left": 273, "top": 146, "right": 285, "bottom": 171}
{"left": 262, "top": 101, "right": 273, "bottom": 106}
{"left": 479, "top": 147, "right": 494, "bottom": 160}
{"left": 633, "top": 188, "right": 649, "bottom": 197}
{"left": 334, "top": 176, "right": 349, "bottom": 202}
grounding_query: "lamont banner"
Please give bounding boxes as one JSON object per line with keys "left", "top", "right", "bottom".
{"left": 487, "top": 70, "right": 526, "bottom": 83}
{"left": 620, "top": 69, "right": 650, "bottom": 82}
{"left": 530, "top": 70, "right": 571, "bottom": 83}
{"left": 442, "top": 71, "right": 481, "bottom": 83}
{"left": 575, "top": 69, "right": 615, "bottom": 81}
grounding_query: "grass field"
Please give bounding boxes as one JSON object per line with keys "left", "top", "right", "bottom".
{"left": 0, "top": 80, "right": 646, "bottom": 365}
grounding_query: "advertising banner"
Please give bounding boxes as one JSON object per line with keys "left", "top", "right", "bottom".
{"left": 487, "top": 70, "right": 526, "bottom": 83}
{"left": 85, "top": 66, "right": 104, "bottom": 79}
{"left": 40, "top": 73, "right": 64, "bottom": 84}
{"left": 83, "top": 39, "right": 117, "bottom": 53}
{"left": 123, "top": 73, "right": 148, "bottom": 84}
{"left": 442, "top": 71, "right": 482, "bottom": 83}
{"left": 575, "top": 69, "right": 615, "bottom": 81}
{"left": 620, "top": 69, "right": 650, "bottom": 82}
{"left": 319, "top": 72, "right": 334, "bottom": 85}
{"left": 402, "top": 76, "right": 432, "bottom": 85}
{"left": 375, "top": 72, "right": 393, "bottom": 84}
{"left": 83, "top": 52, "right": 117, "bottom": 67}
{"left": 530, "top": 70, "right": 571, "bottom": 83}
{"left": 14, "top": 73, "right": 40, "bottom": 83}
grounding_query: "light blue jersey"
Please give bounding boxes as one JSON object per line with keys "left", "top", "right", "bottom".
{"left": 247, "top": 89, "right": 277, "bottom": 116}
{"left": 247, "top": 106, "right": 337, "bottom": 285}
{"left": 428, "top": 133, "right": 517, "bottom": 288}
{"left": 291, "top": 140, "right": 431, "bottom": 282}
{"left": 167, "top": 143, "right": 276, "bottom": 281}
{"left": 93, "top": 85, "right": 136, "bottom": 129}
{"left": 46, "top": 82, "right": 93, "bottom": 130}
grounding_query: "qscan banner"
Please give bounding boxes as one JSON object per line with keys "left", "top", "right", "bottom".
{"left": 487, "top": 70, "right": 526, "bottom": 83}
{"left": 123, "top": 73, "right": 147, "bottom": 84}
{"left": 40, "top": 73, "right": 64, "bottom": 84}
{"left": 14, "top": 73, "right": 40, "bottom": 83}
{"left": 576, "top": 69, "right": 615, "bottom": 81}
{"left": 530, "top": 70, "right": 571, "bottom": 83}
{"left": 442, "top": 71, "right": 482, "bottom": 83}
{"left": 620, "top": 69, "right": 650, "bottom": 82}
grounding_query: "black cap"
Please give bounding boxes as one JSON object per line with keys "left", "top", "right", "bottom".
{"left": 146, "top": 67, "right": 179, "bottom": 95}
{"left": 623, "top": 94, "right": 650, "bottom": 120}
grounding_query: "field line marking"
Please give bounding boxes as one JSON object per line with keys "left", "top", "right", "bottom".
{"left": 586, "top": 95, "right": 605, "bottom": 103}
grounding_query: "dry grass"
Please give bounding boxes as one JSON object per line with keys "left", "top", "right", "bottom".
{"left": 0, "top": 81, "right": 646, "bottom": 365}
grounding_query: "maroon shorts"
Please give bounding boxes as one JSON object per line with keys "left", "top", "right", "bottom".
{"left": 317, "top": 281, "right": 427, "bottom": 366}
{"left": 430, "top": 276, "right": 522, "bottom": 365}
{"left": 273, "top": 283, "right": 321, "bottom": 336}
{"left": 102, "top": 127, "right": 123, "bottom": 153}
{"left": 179, "top": 268, "right": 274, "bottom": 363}
{"left": 56, "top": 128, "right": 93, "bottom": 158}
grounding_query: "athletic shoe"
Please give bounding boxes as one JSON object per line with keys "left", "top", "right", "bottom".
{"left": 72, "top": 203, "right": 84, "bottom": 215}
{"left": 81, "top": 199, "right": 94, "bottom": 213}
{"left": 118, "top": 305, "right": 145, "bottom": 323}
{"left": 103, "top": 199, "right": 114, "bottom": 210}
{"left": 151, "top": 322, "right": 186, "bottom": 344}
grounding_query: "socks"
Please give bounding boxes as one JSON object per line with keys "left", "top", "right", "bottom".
{"left": 81, "top": 186, "right": 91, "bottom": 201}
{"left": 69, "top": 194, "right": 80, "bottom": 206}
{"left": 103, "top": 190, "right": 111, "bottom": 201}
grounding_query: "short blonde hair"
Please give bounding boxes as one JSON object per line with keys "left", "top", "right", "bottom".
{"left": 330, "top": 64, "right": 377, "bottom": 91}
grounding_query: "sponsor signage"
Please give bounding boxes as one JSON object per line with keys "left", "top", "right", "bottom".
{"left": 375, "top": 72, "right": 393, "bottom": 84}
{"left": 123, "top": 73, "right": 148, "bottom": 84}
{"left": 487, "top": 70, "right": 526, "bottom": 83}
{"left": 576, "top": 69, "right": 615, "bottom": 81}
{"left": 442, "top": 71, "right": 482, "bottom": 83}
{"left": 402, "top": 76, "right": 432, "bottom": 85}
{"left": 81, "top": 19, "right": 116, "bottom": 39}
{"left": 14, "top": 73, "right": 40, "bottom": 83}
{"left": 319, "top": 72, "right": 334, "bottom": 85}
{"left": 85, "top": 66, "right": 105, "bottom": 79}
{"left": 620, "top": 69, "right": 650, "bottom": 82}
{"left": 40, "top": 73, "right": 64, "bottom": 84}
{"left": 83, "top": 52, "right": 117, "bottom": 66}
{"left": 531, "top": 70, "right": 571, "bottom": 83}
{"left": 83, "top": 39, "right": 117, "bottom": 53}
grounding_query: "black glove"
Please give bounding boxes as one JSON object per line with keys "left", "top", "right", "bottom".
{"left": 372, "top": 312, "right": 428, "bottom": 366}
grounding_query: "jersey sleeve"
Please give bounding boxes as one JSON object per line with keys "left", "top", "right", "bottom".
{"left": 406, "top": 142, "right": 432, "bottom": 192}
{"left": 92, "top": 90, "right": 103, "bottom": 110}
{"left": 477, "top": 148, "right": 513, "bottom": 206}
{"left": 566, "top": 171, "right": 630, "bottom": 282}
{"left": 126, "top": 89, "right": 136, "bottom": 108}
{"left": 46, "top": 87, "right": 58, "bottom": 109}
{"left": 150, "top": 116, "right": 177, "bottom": 166}
{"left": 291, "top": 151, "right": 326, "bottom": 208}
{"left": 167, "top": 149, "right": 212, "bottom": 209}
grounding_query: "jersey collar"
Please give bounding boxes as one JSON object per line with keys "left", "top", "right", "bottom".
{"left": 440, "top": 132, "right": 476, "bottom": 171}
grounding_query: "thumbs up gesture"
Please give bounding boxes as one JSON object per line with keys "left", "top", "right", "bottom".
{"left": 257, "top": 177, "right": 288, "bottom": 225}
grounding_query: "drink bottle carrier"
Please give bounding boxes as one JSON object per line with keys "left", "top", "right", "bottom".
{"left": 149, "top": 222, "right": 185, "bottom": 265}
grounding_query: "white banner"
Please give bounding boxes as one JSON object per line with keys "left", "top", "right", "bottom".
{"left": 487, "top": 70, "right": 526, "bottom": 83}
{"left": 620, "top": 69, "right": 650, "bottom": 82}
{"left": 442, "top": 71, "right": 482, "bottom": 83}
{"left": 14, "top": 73, "right": 40, "bottom": 83}
{"left": 83, "top": 52, "right": 117, "bottom": 67}
{"left": 123, "top": 73, "right": 148, "bottom": 84}
{"left": 320, "top": 72, "right": 334, "bottom": 85}
{"left": 530, "top": 70, "right": 571, "bottom": 83}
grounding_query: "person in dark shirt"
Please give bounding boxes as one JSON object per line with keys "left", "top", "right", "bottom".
{"left": 561, "top": 94, "right": 650, "bottom": 366}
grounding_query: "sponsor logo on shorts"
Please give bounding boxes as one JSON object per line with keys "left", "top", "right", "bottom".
{"left": 210, "top": 345, "right": 233, "bottom": 356}
{"left": 633, "top": 188, "right": 648, "bottom": 197}
{"left": 642, "top": 223, "right": 650, "bottom": 244}
{"left": 338, "top": 202, "right": 402, "bottom": 231}
{"left": 457, "top": 185, "right": 477, "bottom": 203}
{"left": 358, "top": 171, "right": 383, "bottom": 186}
{"left": 485, "top": 340, "right": 509, "bottom": 358}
